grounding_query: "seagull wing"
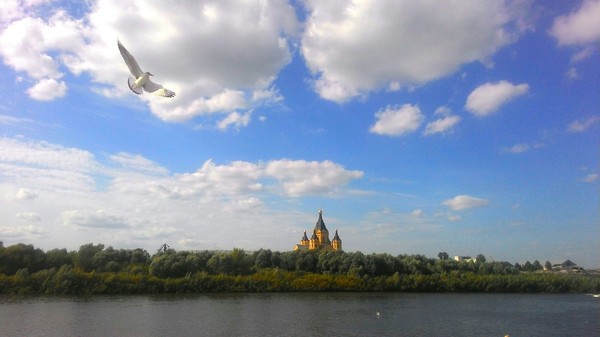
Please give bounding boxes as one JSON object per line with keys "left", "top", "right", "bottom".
{"left": 143, "top": 79, "right": 176, "bottom": 98}
{"left": 117, "top": 40, "right": 143, "bottom": 78}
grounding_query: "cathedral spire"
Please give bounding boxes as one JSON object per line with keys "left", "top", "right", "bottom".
{"left": 314, "top": 209, "right": 328, "bottom": 231}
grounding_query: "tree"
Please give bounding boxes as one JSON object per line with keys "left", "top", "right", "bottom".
{"left": 254, "top": 249, "right": 272, "bottom": 269}
{"left": 0, "top": 243, "right": 46, "bottom": 275}
{"left": 438, "top": 252, "right": 449, "bottom": 260}
{"left": 476, "top": 254, "right": 486, "bottom": 264}
{"left": 129, "top": 248, "right": 151, "bottom": 265}
{"left": 46, "top": 248, "right": 73, "bottom": 269}
{"left": 545, "top": 261, "right": 552, "bottom": 271}
{"left": 75, "top": 243, "right": 105, "bottom": 272}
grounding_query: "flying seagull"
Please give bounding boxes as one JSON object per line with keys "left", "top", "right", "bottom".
{"left": 117, "top": 40, "right": 175, "bottom": 98}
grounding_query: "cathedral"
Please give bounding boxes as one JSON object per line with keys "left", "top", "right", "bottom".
{"left": 294, "top": 210, "right": 342, "bottom": 251}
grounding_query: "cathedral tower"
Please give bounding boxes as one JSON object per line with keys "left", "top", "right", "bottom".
{"left": 314, "top": 210, "right": 331, "bottom": 248}
{"left": 332, "top": 229, "right": 342, "bottom": 251}
{"left": 294, "top": 210, "right": 342, "bottom": 251}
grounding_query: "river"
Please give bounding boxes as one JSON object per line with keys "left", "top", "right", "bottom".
{"left": 1, "top": 293, "right": 598, "bottom": 336}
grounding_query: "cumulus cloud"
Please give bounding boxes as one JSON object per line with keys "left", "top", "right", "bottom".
{"left": 26, "top": 78, "right": 67, "bottom": 101}
{"left": 550, "top": 0, "right": 600, "bottom": 46}
{"left": 465, "top": 81, "right": 529, "bottom": 116}
{"left": 301, "top": 0, "right": 529, "bottom": 102}
{"left": 567, "top": 116, "right": 600, "bottom": 133}
{"left": 0, "top": 0, "right": 299, "bottom": 126}
{"left": 265, "top": 159, "right": 363, "bottom": 197}
{"left": 15, "top": 188, "right": 38, "bottom": 201}
{"left": 369, "top": 104, "right": 424, "bottom": 136}
{"left": 217, "top": 111, "right": 251, "bottom": 131}
{"left": 443, "top": 195, "right": 489, "bottom": 211}
{"left": 0, "top": 137, "right": 363, "bottom": 248}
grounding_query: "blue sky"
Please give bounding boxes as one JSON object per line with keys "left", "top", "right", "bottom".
{"left": 0, "top": 0, "right": 598, "bottom": 267}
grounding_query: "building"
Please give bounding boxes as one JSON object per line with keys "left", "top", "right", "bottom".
{"left": 545, "top": 259, "right": 583, "bottom": 273}
{"left": 294, "top": 210, "right": 342, "bottom": 251}
{"left": 454, "top": 256, "right": 477, "bottom": 263}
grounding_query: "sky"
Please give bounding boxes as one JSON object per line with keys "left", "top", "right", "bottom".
{"left": 0, "top": 0, "right": 598, "bottom": 267}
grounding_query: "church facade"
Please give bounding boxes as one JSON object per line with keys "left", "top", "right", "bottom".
{"left": 294, "top": 210, "right": 342, "bottom": 251}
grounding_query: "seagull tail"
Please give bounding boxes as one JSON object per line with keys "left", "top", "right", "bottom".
{"left": 128, "top": 77, "right": 143, "bottom": 95}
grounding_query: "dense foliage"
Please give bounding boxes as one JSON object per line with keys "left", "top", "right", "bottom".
{"left": 0, "top": 243, "right": 598, "bottom": 295}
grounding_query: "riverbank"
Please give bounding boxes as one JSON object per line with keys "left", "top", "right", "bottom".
{"left": 1, "top": 267, "right": 599, "bottom": 295}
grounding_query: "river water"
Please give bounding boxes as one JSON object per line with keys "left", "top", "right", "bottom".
{"left": 0, "top": 293, "right": 598, "bottom": 336}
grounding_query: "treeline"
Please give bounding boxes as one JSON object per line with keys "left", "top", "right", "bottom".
{"left": 0, "top": 243, "right": 598, "bottom": 294}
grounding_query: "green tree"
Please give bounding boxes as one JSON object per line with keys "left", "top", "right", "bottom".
{"left": 438, "top": 252, "right": 449, "bottom": 260}
{"left": 0, "top": 243, "right": 47, "bottom": 275}
{"left": 46, "top": 248, "right": 73, "bottom": 269}
{"left": 476, "top": 254, "right": 486, "bottom": 263}
{"left": 75, "top": 243, "right": 105, "bottom": 272}
{"left": 254, "top": 249, "right": 272, "bottom": 269}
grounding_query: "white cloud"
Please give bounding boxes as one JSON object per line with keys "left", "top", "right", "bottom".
{"left": 15, "top": 188, "right": 38, "bottom": 201}
{"left": 505, "top": 143, "right": 530, "bottom": 154}
{"left": 0, "top": 224, "right": 45, "bottom": 238}
{"left": 301, "top": 0, "right": 529, "bottom": 102}
{"left": 411, "top": 209, "right": 423, "bottom": 218}
{"left": 369, "top": 104, "right": 424, "bottom": 136}
{"left": 434, "top": 106, "right": 452, "bottom": 116}
{"left": 0, "top": 137, "right": 364, "bottom": 249}
{"left": 465, "top": 81, "right": 529, "bottom": 116}
{"left": 424, "top": 115, "right": 461, "bottom": 136}
{"left": 0, "top": 0, "right": 299, "bottom": 126}
{"left": 503, "top": 141, "right": 545, "bottom": 154}
{"left": 16, "top": 211, "right": 41, "bottom": 222}
{"left": 0, "top": 114, "right": 35, "bottom": 125}
{"left": 26, "top": 78, "right": 67, "bottom": 101}
{"left": 550, "top": 0, "right": 600, "bottom": 46}
{"left": 570, "top": 46, "right": 595, "bottom": 63}
{"left": 110, "top": 152, "right": 168, "bottom": 175}
{"left": 61, "top": 209, "right": 130, "bottom": 229}
{"left": 443, "top": 195, "right": 489, "bottom": 211}
{"left": 567, "top": 116, "right": 600, "bottom": 133}
{"left": 265, "top": 159, "right": 363, "bottom": 197}
{"left": 217, "top": 111, "right": 251, "bottom": 131}
{"left": 0, "top": 136, "right": 98, "bottom": 173}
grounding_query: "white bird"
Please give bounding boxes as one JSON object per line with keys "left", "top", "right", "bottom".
{"left": 117, "top": 40, "right": 175, "bottom": 98}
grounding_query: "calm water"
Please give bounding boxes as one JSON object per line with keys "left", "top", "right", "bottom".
{"left": 0, "top": 293, "right": 598, "bottom": 336}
